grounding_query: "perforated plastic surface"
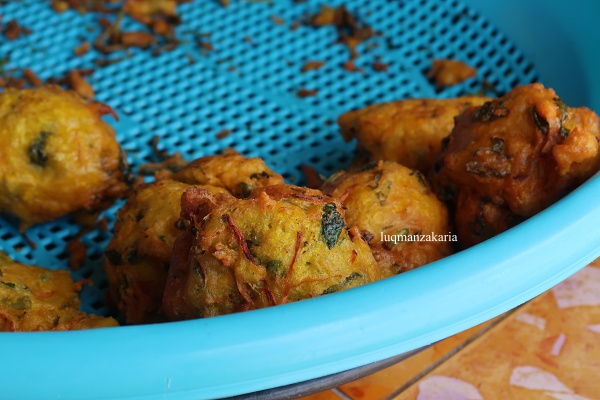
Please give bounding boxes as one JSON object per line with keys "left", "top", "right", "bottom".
{"left": 0, "top": 1, "right": 537, "bottom": 315}
{"left": 6, "top": 3, "right": 600, "bottom": 400}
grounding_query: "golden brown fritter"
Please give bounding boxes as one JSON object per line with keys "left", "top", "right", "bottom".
{"left": 163, "top": 185, "right": 384, "bottom": 320}
{"left": 0, "top": 86, "right": 130, "bottom": 230}
{"left": 105, "top": 178, "right": 229, "bottom": 324}
{"left": 338, "top": 96, "right": 490, "bottom": 173}
{"left": 431, "top": 83, "right": 600, "bottom": 248}
{"left": 321, "top": 161, "right": 453, "bottom": 275}
{"left": 105, "top": 151, "right": 284, "bottom": 324}
{"left": 172, "top": 148, "right": 285, "bottom": 197}
{"left": 0, "top": 252, "right": 118, "bottom": 331}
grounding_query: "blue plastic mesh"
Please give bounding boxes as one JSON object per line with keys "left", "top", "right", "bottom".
{"left": 0, "top": 0, "right": 538, "bottom": 317}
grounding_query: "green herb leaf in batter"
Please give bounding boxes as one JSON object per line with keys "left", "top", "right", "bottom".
{"left": 321, "top": 203, "right": 344, "bottom": 250}
{"left": 265, "top": 259, "right": 286, "bottom": 278}
{"left": 27, "top": 131, "right": 52, "bottom": 167}
{"left": 322, "top": 272, "right": 362, "bottom": 294}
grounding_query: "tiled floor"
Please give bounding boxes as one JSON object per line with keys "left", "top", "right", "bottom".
{"left": 301, "top": 258, "right": 600, "bottom": 400}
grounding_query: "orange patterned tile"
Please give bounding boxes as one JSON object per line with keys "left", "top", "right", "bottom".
{"left": 337, "top": 319, "right": 499, "bottom": 400}
{"left": 392, "top": 260, "right": 600, "bottom": 400}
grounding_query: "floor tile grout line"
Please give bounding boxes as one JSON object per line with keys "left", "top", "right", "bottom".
{"left": 332, "top": 387, "right": 353, "bottom": 400}
{"left": 381, "top": 306, "right": 522, "bottom": 400}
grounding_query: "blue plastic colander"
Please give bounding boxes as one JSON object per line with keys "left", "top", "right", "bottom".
{"left": 0, "top": 0, "right": 599, "bottom": 399}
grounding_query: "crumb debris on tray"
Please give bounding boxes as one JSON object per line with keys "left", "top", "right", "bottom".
{"left": 305, "top": 5, "right": 375, "bottom": 60}
{"left": 23, "top": 69, "right": 43, "bottom": 87}
{"left": 297, "top": 88, "right": 318, "bottom": 98}
{"left": 301, "top": 60, "right": 325, "bottom": 72}
{"left": 216, "top": 129, "right": 232, "bottom": 139}
{"left": 67, "top": 239, "right": 87, "bottom": 270}
{"left": 138, "top": 135, "right": 189, "bottom": 175}
{"left": 343, "top": 59, "right": 361, "bottom": 73}
{"left": 51, "top": 0, "right": 70, "bottom": 13}
{"left": 74, "top": 41, "right": 92, "bottom": 56}
{"left": 3, "top": 20, "right": 31, "bottom": 40}
{"left": 427, "top": 58, "right": 477, "bottom": 87}
{"left": 66, "top": 69, "right": 95, "bottom": 99}
{"left": 300, "top": 164, "right": 325, "bottom": 189}
{"left": 0, "top": 59, "right": 98, "bottom": 99}
{"left": 372, "top": 60, "right": 389, "bottom": 72}
{"left": 51, "top": 0, "right": 187, "bottom": 60}
{"left": 270, "top": 15, "right": 285, "bottom": 25}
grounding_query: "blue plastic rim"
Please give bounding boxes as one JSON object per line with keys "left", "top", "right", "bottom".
{"left": 1, "top": 1, "right": 599, "bottom": 399}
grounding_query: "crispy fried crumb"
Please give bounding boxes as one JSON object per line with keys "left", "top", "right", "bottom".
{"left": 139, "top": 154, "right": 188, "bottom": 175}
{"left": 427, "top": 58, "right": 477, "bottom": 87}
{"left": 3, "top": 20, "right": 31, "bottom": 40}
{"left": 23, "top": 69, "right": 43, "bottom": 87}
{"left": 373, "top": 61, "right": 389, "bottom": 72}
{"left": 95, "top": 58, "right": 124, "bottom": 67}
{"left": 301, "top": 61, "right": 325, "bottom": 72}
{"left": 72, "top": 279, "right": 93, "bottom": 292}
{"left": 66, "top": 70, "right": 95, "bottom": 99}
{"left": 300, "top": 164, "right": 324, "bottom": 189}
{"left": 139, "top": 135, "right": 189, "bottom": 175}
{"left": 97, "top": 216, "right": 109, "bottom": 232}
{"left": 199, "top": 41, "right": 214, "bottom": 52}
{"left": 306, "top": 5, "right": 374, "bottom": 60}
{"left": 51, "top": 0, "right": 70, "bottom": 12}
{"left": 121, "top": 32, "right": 158, "bottom": 48}
{"left": 216, "top": 129, "right": 232, "bottom": 139}
{"left": 343, "top": 59, "right": 357, "bottom": 72}
{"left": 270, "top": 15, "right": 285, "bottom": 25}
{"left": 74, "top": 42, "right": 91, "bottom": 57}
{"left": 67, "top": 239, "right": 87, "bottom": 270}
{"left": 297, "top": 89, "right": 318, "bottom": 98}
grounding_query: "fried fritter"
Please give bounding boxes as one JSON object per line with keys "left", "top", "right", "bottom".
{"left": 338, "top": 96, "right": 490, "bottom": 173}
{"left": 0, "top": 86, "right": 130, "bottom": 229}
{"left": 431, "top": 83, "right": 600, "bottom": 248}
{"left": 0, "top": 252, "right": 118, "bottom": 331}
{"left": 105, "top": 151, "right": 284, "bottom": 324}
{"left": 172, "top": 148, "right": 285, "bottom": 197}
{"left": 105, "top": 179, "right": 229, "bottom": 324}
{"left": 322, "top": 161, "right": 453, "bottom": 275}
{"left": 163, "top": 185, "right": 384, "bottom": 320}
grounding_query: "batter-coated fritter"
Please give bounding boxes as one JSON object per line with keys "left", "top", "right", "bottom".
{"left": 338, "top": 96, "right": 490, "bottom": 173}
{"left": 0, "top": 86, "right": 130, "bottom": 229}
{"left": 431, "top": 83, "right": 600, "bottom": 248}
{"left": 322, "top": 161, "right": 453, "bottom": 275}
{"left": 0, "top": 252, "right": 118, "bottom": 331}
{"left": 163, "top": 185, "right": 383, "bottom": 320}
{"left": 105, "top": 179, "right": 230, "bottom": 324}
{"left": 172, "top": 148, "right": 285, "bottom": 197}
{"left": 105, "top": 152, "right": 283, "bottom": 324}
